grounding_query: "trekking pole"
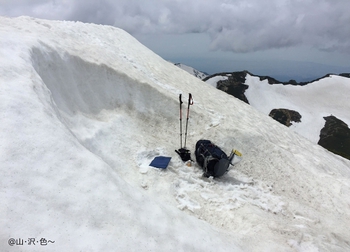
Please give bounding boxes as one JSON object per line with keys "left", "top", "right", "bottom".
{"left": 179, "top": 94, "right": 183, "bottom": 148}
{"left": 184, "top": 93, "right": 193, "bottom": 148}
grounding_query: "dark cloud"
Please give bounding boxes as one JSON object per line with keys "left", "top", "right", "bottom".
{"left": 1, "top": 0, "right": 350, "bottom": 53}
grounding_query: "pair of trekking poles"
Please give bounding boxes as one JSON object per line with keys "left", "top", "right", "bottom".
{"left": 175, "top": 93, "right": 193, "bottom": 161}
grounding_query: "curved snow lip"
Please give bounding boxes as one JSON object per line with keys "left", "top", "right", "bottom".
{"left": 29, "top": 42, "right": 182, "bottom": 187}
{"left": 31, "top": 44, "right": 177, "bottom": 122}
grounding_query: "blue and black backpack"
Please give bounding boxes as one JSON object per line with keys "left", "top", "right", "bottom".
{"left": 195, "top": 140, "right": 231, "bottom": 177}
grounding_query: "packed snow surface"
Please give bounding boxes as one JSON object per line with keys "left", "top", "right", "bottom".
{"left": 1, "top": 16, "right": 350, "bottom": 251}
{"left": 205, "top": 75, "right": 229, "bottom": 88}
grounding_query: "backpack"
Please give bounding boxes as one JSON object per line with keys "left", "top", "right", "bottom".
{"left": 195, "top": 140, "right": 230, "bottom": 177}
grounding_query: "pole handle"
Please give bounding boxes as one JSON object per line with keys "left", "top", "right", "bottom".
{"left": 188, "top": 93, "right": 193, "bottom": 105}
{"left": 179, "top": 94, "right": 183, "bottom": 104}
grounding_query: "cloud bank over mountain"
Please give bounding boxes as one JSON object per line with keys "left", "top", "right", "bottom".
{"left": 1, "top": 0, "right": 350, "bottom": 53}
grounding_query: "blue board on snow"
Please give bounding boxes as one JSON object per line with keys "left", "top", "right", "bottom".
{"left": 149, "top": 156, "right": 172, "bottom": 169}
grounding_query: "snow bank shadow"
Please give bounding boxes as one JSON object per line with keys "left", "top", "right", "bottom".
{"left": 31, "top": 45, "right": 177, "bottom": 120}
{"left": 215, "top": 173, "right": 254, "bottom": 186}
{"left": 30, "top": 44, "right": 179, "bottom": 179}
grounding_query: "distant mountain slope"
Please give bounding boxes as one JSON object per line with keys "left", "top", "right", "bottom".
{"left": 174, "top": 63, "right": 208, "bottom": 79}
{"left": 205, "top": 71, "right": 350, "bottom": 160}
{"left": 204, "top": 70, "right": 350, "bottom": 85}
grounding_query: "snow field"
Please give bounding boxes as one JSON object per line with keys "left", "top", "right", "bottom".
{"left": 244, "top": 74, "right": 350, "bottom": 143}
{"left": 1, "top": 16, "right": 350, "bottom": 251}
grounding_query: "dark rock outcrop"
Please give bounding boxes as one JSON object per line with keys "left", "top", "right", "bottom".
{"left": 340, "top": 73, "right": 350, "bottom": 78}
{"left": 318, "top": 115, "right": 350, "bottom": 160}
{"left": 215, "top": 71, "right": 250, "bottom": 104}
{"left": 269, "top": 108, "right": 302, "bottom": 127}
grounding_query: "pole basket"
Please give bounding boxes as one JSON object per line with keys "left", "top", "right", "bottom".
{"left": 175, "top": 148, "right": 191, "bottom": 162}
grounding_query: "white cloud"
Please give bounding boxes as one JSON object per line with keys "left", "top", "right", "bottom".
{"left": 1, "top": 0, "right": 350, "bottom": 53}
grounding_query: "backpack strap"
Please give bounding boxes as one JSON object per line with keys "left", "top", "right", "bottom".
{"left": 203, "top": 155, "right": 219, "bottom": 177}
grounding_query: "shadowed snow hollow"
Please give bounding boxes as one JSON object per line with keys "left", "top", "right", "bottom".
{"left": 31, "top": 46, "right": 177, "bottom": 118}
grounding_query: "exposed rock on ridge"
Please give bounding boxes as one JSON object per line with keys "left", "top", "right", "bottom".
{"left": 269, "top": 109, "right": 302, "bottom": 127}
{"left": 318, "top": 115, "right": 350, "bottom": 160}
{"left": 216, "top": 71, "right": 250, "bottom": 104}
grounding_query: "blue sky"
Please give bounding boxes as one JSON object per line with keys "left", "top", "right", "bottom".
{"left": 1, "top": 0, "right": 349, "bottom": 81}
